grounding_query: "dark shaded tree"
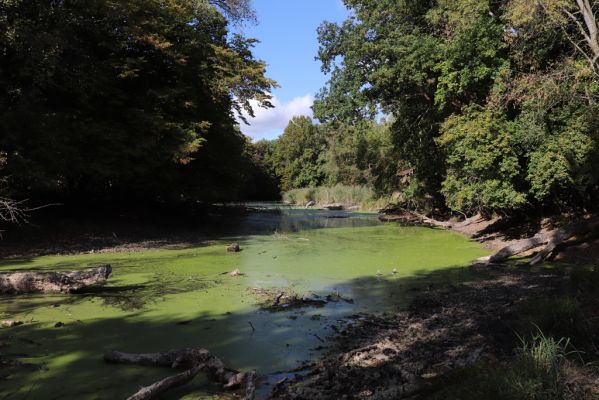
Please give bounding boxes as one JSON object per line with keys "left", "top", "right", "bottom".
{"left": 0, "top": 0, "right": 276, "bottom": 207}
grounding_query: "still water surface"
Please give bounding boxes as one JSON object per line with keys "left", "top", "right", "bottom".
{"left": 0, "top": 207, "right": 488, "bottom": 399}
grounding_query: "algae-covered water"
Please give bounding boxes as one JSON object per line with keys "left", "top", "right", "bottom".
{"left": 0, "top": 208, "right": 489, "bottom": 399}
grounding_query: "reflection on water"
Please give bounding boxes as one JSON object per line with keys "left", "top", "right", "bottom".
{"left": 211, "top": 203, "right": 382, "bottom": 237}
{"left": 0, "top": 207, "right": 489, "bottom": 399}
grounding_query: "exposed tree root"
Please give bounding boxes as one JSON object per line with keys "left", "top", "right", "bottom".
{"left": 104, "top": 348, "right": 256, "bottom": 400}
{"left": 0, "top": 264, "right": 112, "bottom": 294}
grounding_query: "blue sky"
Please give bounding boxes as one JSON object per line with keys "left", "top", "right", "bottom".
{"left": 235, "top": 1, "right": 349, "bottom": 140}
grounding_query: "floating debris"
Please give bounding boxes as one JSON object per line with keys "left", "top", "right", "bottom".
{"left": 248, "top": 288, "right": 326, "bottom": 311}
{"left": 228, "top": 269, "right": 245, "bottom": 277}
{"left": 226, "top": 243, "right": 241, "bottom": 252}
{"left": 325, "top": 292, "right": 354, "bottom": 304}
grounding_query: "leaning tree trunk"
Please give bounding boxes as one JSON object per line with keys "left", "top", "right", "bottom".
{"left": 0, "top": 264, "right": 112, "bottom": 294}
{"left": 104, "top": 348, "right": 256, "bottom": 400}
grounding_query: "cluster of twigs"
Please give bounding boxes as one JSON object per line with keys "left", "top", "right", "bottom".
{"left": 0, "top": 195, "right": 27, "bottom": 225}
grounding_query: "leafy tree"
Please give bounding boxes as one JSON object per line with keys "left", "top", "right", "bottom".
{"left": 314, "top": 0, "right": 599, "bottom": 214}
{"left": 438, "top": 107, "right": 526, "bottom": 213}
{"left": 271, "top": 116, "right": 327, "bottom": 191}
{"left": 314, "top": 0, "right": 508, "bottom": 205}
{"left": 507, "top": 0, "right": 599, "bottom": 78}
{"left": 323, "top": 120, "right": 397, "bottom": 193}
{"left": 0, "top": 0, "right": 276, "bottom": 206}
{"left": 240, "top": 139, "right": 280, "bottom": 200}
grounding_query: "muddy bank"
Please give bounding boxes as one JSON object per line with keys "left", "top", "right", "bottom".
{"left": 0, "top": 204, "right": 278, "bottom": 259}
{"left": 270, "top": 265, "right": 599, "bottom": 399}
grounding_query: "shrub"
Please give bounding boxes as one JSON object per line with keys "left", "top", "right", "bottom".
{"left": 430, "top": 332, "right": 585, "bottom": 400}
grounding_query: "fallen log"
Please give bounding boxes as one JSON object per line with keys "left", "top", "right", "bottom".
{"left": 0, "top": 264, "right": 112, "bottom": 294}
{"left": 410, "top": 212, "right": 453, "bottom": 228}
{"left": 104, "top": 348, "right": 256, "bottom": 400}
{"left": 529, "top": 217, "right": 599, "bottom": 265}
{"left": 389, "top": 211, "right": 481, "bottom": 230}
{"left": 475, "top": 216, "right": 599, "bottom": 266}
{"left": 474, "top": 234, "right": 548, "bottom": 265}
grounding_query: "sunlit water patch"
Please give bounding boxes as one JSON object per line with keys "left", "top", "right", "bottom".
{"left": 0, "top": 208, "right": 489, "bottom": 399}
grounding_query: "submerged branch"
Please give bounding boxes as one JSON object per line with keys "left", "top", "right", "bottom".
{"left": 104, "top": 348, "right": 256, "bottom": 400}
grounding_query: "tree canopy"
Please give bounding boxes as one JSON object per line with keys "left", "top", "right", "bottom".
{"left": 0, "top": 0, "right": 276, "bottom": 207}
{"left": 313, "top": 0, "right": 599, "bottom": 214}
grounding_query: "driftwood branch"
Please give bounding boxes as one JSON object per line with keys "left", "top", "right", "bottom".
{"left": 0, "top": 264, "right": 112, "bottom": 294}
{"left": 125, "top": 365, "right": 204, "bottom": 400}
{"left": 104, "top": 348, "right": 256, "bottom": 400}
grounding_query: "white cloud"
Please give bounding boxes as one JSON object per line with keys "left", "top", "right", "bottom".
{"left": 237, "top": 94, "right": 314, "bottom": 140}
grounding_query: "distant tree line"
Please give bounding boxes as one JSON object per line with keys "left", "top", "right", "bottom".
{"left": 253, "top": 116, "right": 398, "bottom": 198}
{"left": 0, "top": 0, "right": 278, "bottom": 217}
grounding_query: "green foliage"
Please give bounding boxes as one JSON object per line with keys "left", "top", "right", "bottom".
{"left": 434, "top": 10, "right": 507, "bottom": 110}
{"left": 270, "top": 116, "right": 328, "bottom": 191}
{"left": 516, "top": 297, "right": 588, "bottom": 346}
{"left": 314, "top": 0, "right": 599, "bottom": 214}
{"left": 263, "top": 117, "right": 397, "bottom": 197}
{"left": 282, "top": 184, "right": 390, "bottom": 210}
{"left": 323, "top": 120, "right": 397, "bottom": 193}
{"left": 431, "top": 333, "right": 583, "bottom": 400}
{"left": 526, "top": 116, "right": 599, "bottom": 207}
{"left": 314, "top": 0, "right": 509, "bottom": 205}
{"left": 240, "top": 139, "right": 280, "bottom": 200}
{"left": 438, "top": 107, "right": 526, "bottom": 213}
{"left": 0, "top": 0, "right": 276, "bottom": 205}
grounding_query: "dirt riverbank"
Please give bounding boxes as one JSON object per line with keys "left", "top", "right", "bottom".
{"left": 270, "top": 264, "right": 599, "bottom": 399}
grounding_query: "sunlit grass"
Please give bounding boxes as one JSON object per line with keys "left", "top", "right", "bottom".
{"left": 282, "top": 184, "right": 391, "bottom": 210}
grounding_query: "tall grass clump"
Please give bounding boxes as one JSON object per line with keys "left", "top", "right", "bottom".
{"left": 516, "top": 297, "right": 588, "bottom": 346}
{"left": 430, "top": 331, "right": 587, "bottom": 400}
{"left": 282, "top": 184, "right": 391, "bottom": 210}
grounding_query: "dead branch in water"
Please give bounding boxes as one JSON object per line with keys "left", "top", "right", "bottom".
{"left": 0, "top": 264, "right": 112, "bottom": 294}
{"left": 104, "top": 348, "right": 256, "bottom": 400}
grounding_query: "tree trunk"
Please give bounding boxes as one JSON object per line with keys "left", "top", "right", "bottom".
{"left": 0, "top": 264, "right": 112, "bottom": 294}
{"left": 576, "top": 0, "right": 599, "bottom": 61}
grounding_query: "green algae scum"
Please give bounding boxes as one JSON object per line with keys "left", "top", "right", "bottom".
{"left": 0, "top": 208, "right": 489, "bottom": 399}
